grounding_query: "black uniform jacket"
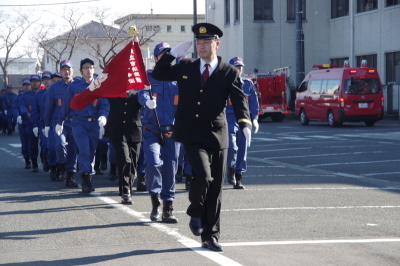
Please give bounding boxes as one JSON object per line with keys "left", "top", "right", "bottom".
{"left": 105, "top": 89, "right": 142, "bottom": 143}
{"left": 152, "top": 54, "right": 251, "bottom": 149}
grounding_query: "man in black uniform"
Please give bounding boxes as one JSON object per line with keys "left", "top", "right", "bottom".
{"left": 152, "top": 23, "right": 252, "bottom": 252}
{"left": 105, "top": 89, "right": 142, "bottom": 204}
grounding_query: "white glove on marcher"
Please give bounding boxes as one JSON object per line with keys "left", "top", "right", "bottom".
{"left": 252, "top": 119, "right": 259, "bottom": 134}
{"left": 88, "top": 73, "right": 109, "bottom": 91}
{"left": 4, "top": 110, "right": 7, "bottom": 115}
{"left": 146, "top": 97, "right": 157, "bottom": 109}
{"left": 55, "top": 124, "right": 63, "bottom": 136}
{"left": 33, "top": 127, "right": 39, "bottom": 137}
{"left": 99, "top": 126, "right": 105, "bottom": 139}
{"left": 17, "top": 116, "right": 22, "bottom": 125}
{"left": 242, "top": 127, "right": 252, "bottom": 147}
{"left": 98, "top": 116, "right": 107, "bottom": 127}
{"left": 44, "top": 126, "right": 50, "bottom": 138}
{"left": 170, "top": 41, "right": 192, "bottom": 58}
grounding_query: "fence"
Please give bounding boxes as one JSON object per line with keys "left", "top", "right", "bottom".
{"left": 383, "top": 84, "right": 400, "bottom": 119}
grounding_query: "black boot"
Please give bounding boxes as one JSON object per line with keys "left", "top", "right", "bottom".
{"left": 42, "top": 157, "right": 50, "bottom": 172}
{"left": 162, "top": 200, "right": 178, "bottom": 223}
{"left": 24, "top": 156, "right": 31, "bottom": 169}
{"left": 234, "top": 173, "right": 245, "bottom": 189}
{"left": 100, "top": 154, "right": 108, "bottom": 171}
{"left": 81, "top": 173, "right": 95, "bottom": 193}
{"left": 184, "top": 174, "right": 192, "bottom": 190}
{"left": 57, "top": 163, "right": 66, "bottom": 181}
{"left": 49, "top": 165, "right": 57, "bottom": 181}
{"left": 227, "top": 166, "right": 236, "bottom": 185}
{"left": 150, "top": 194, "right": 161, "bottom": 221}
{"left": 66, "top": 172, "right": 78, "bottom": 187}
{"left": 136, "top": 173, "right": 147, "bottom": 191}
{"left": 175, "top": 165, "right": 183, "bottom": 182}
{"left": 108, "top": 164, "right": 117, "bottom": 182}
{"left": 94, "top": 161, "right": 103, "bottom": 175}
{"left": 31, "top": 158, "right": 39, "bottom": 173}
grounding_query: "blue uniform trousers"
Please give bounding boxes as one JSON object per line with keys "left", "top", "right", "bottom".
{"left": 39, "top": 125, "right": 48, "bottom": 163}
{"left": 95, "top": 137, "right": 109, "bottom": 162}
{"left": 178, "top": 144, "right": 193, "bottom": 175}
{"left": 26, "top": 120, "right": 38, "bottom": 159}
{"left": 143, "top": 129, "right": 180, "bottom": 201}
{"left": 227, "top": 121, "right": 239, "bottom": 169}
{"left": 108, "top": 142, "right": 117, "bottom": 165}
{"left": 53, "top": 120, "right": 77, "bottom": 172}
{"left": 6, "top": 112, "right": 13, "bottom": 131}
{"left": 18, "top": 124, "right": 29, "bottom": 157}
{"left": 227, "top": 121, "right": 247, "bottom": 174}
{"left": 72, "top": 118, "right": 99, "bottom": 174}
{"left": 137, "top": 143, "right": 145, "bottom": 175}
{"left": 46, "top": 124, "right": 57, "bottom": 166}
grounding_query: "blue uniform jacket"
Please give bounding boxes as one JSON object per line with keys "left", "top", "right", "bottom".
{"left": 19, "top": 90, "right": 37, "bottom": 121}
{"left": 30, "top": 89, "right": 47, "bottom": 128}
{"left": 138, "top": 70, "right": 179, "bottom": 128}
{"left": 58, "top": 78, "right": 109, "bottom": 124}
{"left": 43, "top": 80, "right": 71, "bottom": 127}
{"left": 226, "top": 77, "right": 259, "bottom": 122}
{"left": 2, "top": 92, "right": 17, "bottom": 115}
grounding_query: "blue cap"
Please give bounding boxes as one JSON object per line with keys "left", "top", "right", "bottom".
{"left": 154, "top": 42, "right": 170, "bottom": 57}
{"left": 73, "top": 76, "right": 82, "bottom": 81}
{"left": 80, "top": 58, "right": 94, "bottom": 68}
{"left": 51, "top": 72, "right": 62, "bottom": 78}
{"left": 42, "top": 71, "right": 52, "bottom": 79}
{"left": 229, "top": 57, "right": 245, "bottom": 66}
{"left": 176, "top": 55, "right": 187, "bottom": 64}
{"left": 60, "top": 60, "right": 73, "bottom": 69}
{"left": 1, "top": 87, "right": 6, "bottom": 92}
{"left": 6, "top": 84, "right": 13, "bottom": 89}
{"left": 22, "top": 78, "right": 30, "bottom": 85}
{"left": 30, "top": 74, "right": 41, "bottom": 81}
{"left": 18, "top": 88, "right": 25, "bottom": 93}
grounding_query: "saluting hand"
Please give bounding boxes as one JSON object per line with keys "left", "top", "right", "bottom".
{"left": 170, "top": 41, "right": 192, "bottom": 58}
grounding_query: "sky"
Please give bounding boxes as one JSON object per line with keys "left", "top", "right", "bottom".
{"left": 0, "top": 0, "right": 205, "bottom": 56}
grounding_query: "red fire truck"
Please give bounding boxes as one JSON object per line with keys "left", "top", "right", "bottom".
{"left": 251, "top": 67, "right": 292, "bottom": 122}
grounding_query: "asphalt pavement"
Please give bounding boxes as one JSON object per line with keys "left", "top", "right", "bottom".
{"left": 1, "top": 117, "right": 399, "bottom": 265}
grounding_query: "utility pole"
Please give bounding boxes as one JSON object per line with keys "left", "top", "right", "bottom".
{"left": 193, "top": 0, "right": 198, "bottom": 58}
{"left": 295, "top": 0, "right": 305, "bottom": 87}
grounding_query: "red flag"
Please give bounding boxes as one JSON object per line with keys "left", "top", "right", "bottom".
{"left": 70, "top": 41, "right": 150, "bottom": 111}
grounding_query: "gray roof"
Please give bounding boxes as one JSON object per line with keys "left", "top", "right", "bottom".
{"left": 114, "top": 13, "right": 205, "bottom": 25}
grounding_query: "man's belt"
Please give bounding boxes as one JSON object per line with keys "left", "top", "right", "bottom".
{"left": 143, "top": 125, "right": 173, "bottom": 138}
{"left": 74, "top": 116, "right": 97, "bottom": 122}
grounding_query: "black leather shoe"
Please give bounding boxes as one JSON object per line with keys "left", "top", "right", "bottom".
{"left": 121, "top": 194, "right": 133, "bottom": 205}
{"left": 202, "top": 237, "right": 223, "bottom": 252}
{"left": 189, "top": 217, "right": 203, "bottom": 236}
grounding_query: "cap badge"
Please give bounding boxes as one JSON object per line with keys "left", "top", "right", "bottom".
{"left": 199, "top": 27, "right": 207, "bottom": 34}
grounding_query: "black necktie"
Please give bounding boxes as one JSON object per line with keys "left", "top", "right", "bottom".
{"left": 202, "top": 63, "right": 210, "bottom": 83}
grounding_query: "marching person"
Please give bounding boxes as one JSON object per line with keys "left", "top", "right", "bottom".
{"left": 43, "top": 60, "right": 78, "bottom": 185}
{"left": 13, "top": 79, "right": 31, "bottom": 168}
{"left": 226, "top": 57, "right": 259, "bottom": 189}
{"left": 57, "top": 58, "right": 109, "bottom": 193}
{"left": 105, "top": 89, "right": 142, "bottom": 204}
{"left": 2, "top": 85, "right": 17, "bottom": 135}
{"left": 152, "top": 23, "right": 252, "bottom": 252}
{"left": 138, "top": 42, "right": 180, "bottom": 223}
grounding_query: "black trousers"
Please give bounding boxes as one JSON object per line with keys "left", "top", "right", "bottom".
{"left": 111, "top": 139, "right": 141, "bottom": 196}
{"left": 184, "top": 143, "right": 227, "bottom": 242}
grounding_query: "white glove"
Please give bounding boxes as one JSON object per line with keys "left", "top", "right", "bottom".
{"left": 252, "top": 119, "right": 259, "bottom": 134}
{"left": 17, "top": 116, "right": 22, "bottom": 125}
{"left": 44, "top": 126, "right": 50, "bottom": 138}
{"left": 98, "top": 116, "right": 107, "bottom": 127}
{"left": 55, "top": 124, "right": 63, "bottom": 136}
{"left": 4, "top": 110, "right": 7, "bottom": 115}
{"left": 33, "top": 127, "right": 39, "bottom": 137}
{"left": 146, "top": 97, "right": 157, "bottom": 109}
{"left": 170, "top": 41, "right": 192, "bottom": 58}
{"left": 242, "top": 127, "right": 251, "bottom": 147}
{"left": 99, "top": 126, "right": 105, "bottom": 139}
{"left": 88, "top": 73, "right": 109, "bottom": 91}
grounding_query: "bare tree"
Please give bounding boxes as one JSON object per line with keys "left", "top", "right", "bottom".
{"left": 0, "top": 10, "right": 39, "bottom": 85}
{"left": 33, "top": 6, "right": 84, "bottom": 72}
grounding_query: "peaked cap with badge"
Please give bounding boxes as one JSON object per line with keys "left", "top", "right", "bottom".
{"left": 192, "top": 23, "right": 223, "bottom": 40}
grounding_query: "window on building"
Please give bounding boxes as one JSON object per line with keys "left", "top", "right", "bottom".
{"left": 145, "top": 25, "right": 160, "bottom": 32}
{"left": 331, "top": 57, "right": 349, "bottom": 67}
{"left": 225, "top": 0, "right": 230, "bottom": 25}
{"left": 254, "top": 0, "right": 273, "bottom": 20}
{"left": 287, "top": 0, "right": 306, "bottom": 20}
{"left": 181, "top": 25, "right": 185, "bottom": 32}
{"left": 357, "top": 0, "right": 378, "bottom": 13}
{"left": 234, "top": 0, "right": 240, "bottom": 22}
{"left": 386, "top": 51, "right": 400, "bottom": 84}
{"left": 356, "top": 54, "right": 377, "bottom": 68}
{"left": 386, "top": 0, "right": 400, "bottom": 7}
{"left": 331, "top": 0, "right": 349, "bottom": 18}
{"left": 167, "top": 25, "right": 172, "bottom": 32}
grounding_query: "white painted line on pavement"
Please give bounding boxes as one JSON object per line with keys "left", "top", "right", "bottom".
{"left": 306, "top": 159, "right": 400, "bottom": 167}
{"left": 96, "top": 195, "right": 243, "bottom": 266}
{"left": 364, "top": 172, "right": 400, "bottom": 176}
{"left": 9, "top": 144, "right": 22, "bottom": 147}
{"left": 221, "top": 238, "right": 400, "bottom": 247}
